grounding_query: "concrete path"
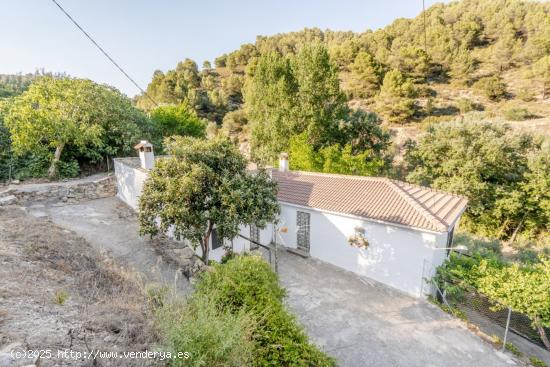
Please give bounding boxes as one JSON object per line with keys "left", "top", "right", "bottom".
{"left": 27, "top": 196, "right": 515, "bottom": 367}
{"left": 278, "top": 251, "right": 514, "bottom": 367}
{"left": 27, "top": 197, "right": 190, "bottom": 293}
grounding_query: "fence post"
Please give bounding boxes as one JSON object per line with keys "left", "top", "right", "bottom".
{"left": 502, "top": 307, "right": 512, "bottom": 351}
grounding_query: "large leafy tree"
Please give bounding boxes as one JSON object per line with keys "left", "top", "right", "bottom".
{"left": 5, "top": 77, "right": 148, "bottom": 178}
{"left": 290, "top": 43, "right": 348, "bottom": 148}
{"left": 245, "top": 44, "right": 347, "bottom": 163}
{"left": 348, "top": 51, "right": 384, "bottom": 98}
{"left": 404, "top": 121, "right": 543, "bottom": 240}
{"left": 244, "top": 51, "right": 298, "bottom": 163}
{"left": 139, "top": 136, "right": 279, "bottom": 262}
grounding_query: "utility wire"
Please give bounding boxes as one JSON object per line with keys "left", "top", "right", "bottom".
{"left": 50, "top": 0, "right": 158, "bottom": 106}
{"left": 422, "top": 0, "right": 428, "bottom": 53}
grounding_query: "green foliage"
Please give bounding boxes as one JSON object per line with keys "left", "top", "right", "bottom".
{"left": 505, "top": 342, "right": 523, "bottom": 357}
{"left": 375, "top": 69, "right": 417, "bottom": 124}
{"left": 221, "top": 109, "right": 248, "bottom": 140}
{"left": 245, "top": 44, "right": 347, "bottom": 163}
{"left": 405, "top": 121, "right": 546, "bottom": 240}
{"left": 449, "top": 47, "right": 475, "bottom": 84}
{"left": 195, "top": 255, "right": 335, "bottom": 367}
{"left": 436, "top": 252, "right": 550, "bottom": 350}
{"left": 456, "top": 98, "right": 477, "bottom": 114}
{"left": 531, "top": 55, "right": 550, "bottom": 98}
{"left": 288, "top": 110, "right": 391, "bottom": 176}
{"left": 139, "top": 0, "right": 550, "bottom": 129}
{"left": 389, "top": 46, "right": 431, "bottom": 82}
{"left": 289, "top": 132, "right": 385, "bottom": 176}
{"left": 53, "top": 289, "right": 69, "bottom": 305}
{"left": 150, "top": 102, "right": 206, "bottom": 147}
{"left": 245, "top": 51, "right": 298, "bottom": 163}
{"left": 477, "top": 258, "right": 550, "bottom": 349}
{"left": 157, "top": 295, "right": 255, "bottom": 367}
{"left": 503, "top": 106, "right": 532, "bottom": 121}
{"left": 4, "top": 77, "right": 150, "bottom": 179}
{"left": 474, "top": 76, "right": 507, "bottom": 101}
{"left": 138, "top": 137, "right": 279, "bottom": 262}
{"left": 348, "top": 51, "right": 384, "bottom": 98}
{"left": 530, "top": 356, "right": 548, "bottom": 367}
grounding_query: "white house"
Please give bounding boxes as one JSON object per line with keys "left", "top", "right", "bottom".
{"left": 114, "top": 146, "right": 468, "bottom": 298}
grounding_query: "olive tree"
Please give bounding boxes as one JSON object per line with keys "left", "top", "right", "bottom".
{"left": 138, "top": 136, "right": 279, "bottom": 262}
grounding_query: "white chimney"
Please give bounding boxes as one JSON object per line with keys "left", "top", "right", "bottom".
{"left": 134, "top": 140, "right": 154, "bottom": 170}
{"left": 279, "top": 152, "right": 289, "bottom": 172}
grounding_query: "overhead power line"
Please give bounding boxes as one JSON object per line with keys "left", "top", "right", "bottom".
{"left": 50, "top": 0, "right": 158, "bottom": 106}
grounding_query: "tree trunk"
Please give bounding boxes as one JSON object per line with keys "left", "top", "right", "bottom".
{"left": 535, "top": 317, "right": 550, "bottom": 351}
{"left": 509, "top": 214, "right": 527, "bottom": 245}
{"left": 48, "top": 143, "right": 65, "bottom": 178}
{"left": 201, "top": 220, "right": 213, "bottom": 264}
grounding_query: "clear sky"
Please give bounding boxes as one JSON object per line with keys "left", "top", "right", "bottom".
{"left": 1, "top": 0, "right": 444, "bottom": 97}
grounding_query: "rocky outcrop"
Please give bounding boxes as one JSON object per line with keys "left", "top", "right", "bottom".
{"left": 0, "top": 174, "right": 115, "bottom": 206}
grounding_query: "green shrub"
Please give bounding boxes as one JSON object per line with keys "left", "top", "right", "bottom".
{"left": 456, "top": 98, "right": 476, "bottom": 114}
{"left": 157, "top": 296, "right": 255, "bottom": 367}
{"left": 516, "top": 88, "right": 535, "bottom": 102}
{"left": 529, "top": 356, "right": 548, "bottom": 367}
{"left": 503, "top": 107, "right": 531, "bottom": 121}
{"left": 196, "top": 255, "right": 335, "bottom": 367}
{"left": 56, "top": 159, "right": 80, "bottom": 178}
{"left": 474, "top": 76, "right": 507, "bottom": 101}
{"left": 53, "top": 289, "right": 69, "bottom": 305}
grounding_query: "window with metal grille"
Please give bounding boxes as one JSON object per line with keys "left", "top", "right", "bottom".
{"left": 211, "top": 228, "right": 222, "bottom": 250}
{"left": 250, "top": 225, "right": 260, "bottom": 249}
{"left": 296, "top": 211, "right": 310, "bottom": 251}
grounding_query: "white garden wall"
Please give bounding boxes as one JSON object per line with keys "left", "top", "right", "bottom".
{"left": 113, "top": 159, "right": 148, "bottom": 210}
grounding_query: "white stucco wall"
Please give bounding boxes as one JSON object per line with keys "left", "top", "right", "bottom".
{"left": 113, "top": 159, "right": 148, "bottom": 210}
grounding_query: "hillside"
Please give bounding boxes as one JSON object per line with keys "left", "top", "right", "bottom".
{"left": 135, "top": 0, "right": 550, "bottom": 146}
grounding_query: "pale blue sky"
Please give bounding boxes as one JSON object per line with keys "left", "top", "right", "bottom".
{"left": 1, "top": 0, "right": 443, "bottom": 97}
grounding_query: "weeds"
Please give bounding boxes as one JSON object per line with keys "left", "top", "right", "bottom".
{"left": 53, "top": 289, "right": 69, "bottom": 305}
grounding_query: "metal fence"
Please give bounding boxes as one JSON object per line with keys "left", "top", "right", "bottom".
{"left": 429, "top": 273, "right": 550, "bottom": 362}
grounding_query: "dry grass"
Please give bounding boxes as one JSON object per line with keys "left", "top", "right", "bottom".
{"left": 0, "top": 206, "right": 161, "bottom": 366}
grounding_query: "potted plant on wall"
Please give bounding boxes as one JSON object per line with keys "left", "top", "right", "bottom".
{"left": 348, "top": 226, "right": 369, "bottom": 249}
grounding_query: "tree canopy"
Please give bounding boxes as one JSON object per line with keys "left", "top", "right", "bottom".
{"left": 404, "top": 120, "right": 546, "bottom": 241}
{"left": 138, "top": 136, "right": 280, "bottom": 262}
{"left": 4, "top": 77, "right": 150, "bottom": 178}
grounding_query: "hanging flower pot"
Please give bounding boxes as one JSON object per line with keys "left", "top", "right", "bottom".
{"left": 348, "top": 226, "right": 369, "bottom": 248}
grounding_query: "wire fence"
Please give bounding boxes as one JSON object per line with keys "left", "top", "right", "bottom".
{"left": 437, "top": 278, "right": 548, "bottom": 346}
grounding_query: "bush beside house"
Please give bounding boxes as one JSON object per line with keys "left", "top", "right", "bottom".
{"left": 157, "top": 255, "right": 335, "bottom": 367}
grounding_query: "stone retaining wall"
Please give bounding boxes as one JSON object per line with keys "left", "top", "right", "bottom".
{"left": 0, "top": 175, "right": 115, "bottom": 206}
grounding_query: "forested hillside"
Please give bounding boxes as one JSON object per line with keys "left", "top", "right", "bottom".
{"left": 136, "top": 0, "right": 550, "bottom": 134}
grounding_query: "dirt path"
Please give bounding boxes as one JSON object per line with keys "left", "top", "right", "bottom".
{"left": 0, "top": 205, "right": 160, "bottom": 367}
{"left": 26, "top": 198, "right": 190, "bottom": 294}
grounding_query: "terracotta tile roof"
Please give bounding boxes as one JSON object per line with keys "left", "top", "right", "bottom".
{"left": 271, "top": 170, "right": 468, "bottom": 233}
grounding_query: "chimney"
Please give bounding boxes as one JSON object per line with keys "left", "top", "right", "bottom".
{"left": 279, "top": 152, "right": 289, "bottom": 172}
{"left": 134, "top": 140, "right": 154, "bottom": 170}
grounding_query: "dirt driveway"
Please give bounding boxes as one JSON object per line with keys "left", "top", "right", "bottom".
{"left": 28, "top": 197, "right": 515, "bottom": 367}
